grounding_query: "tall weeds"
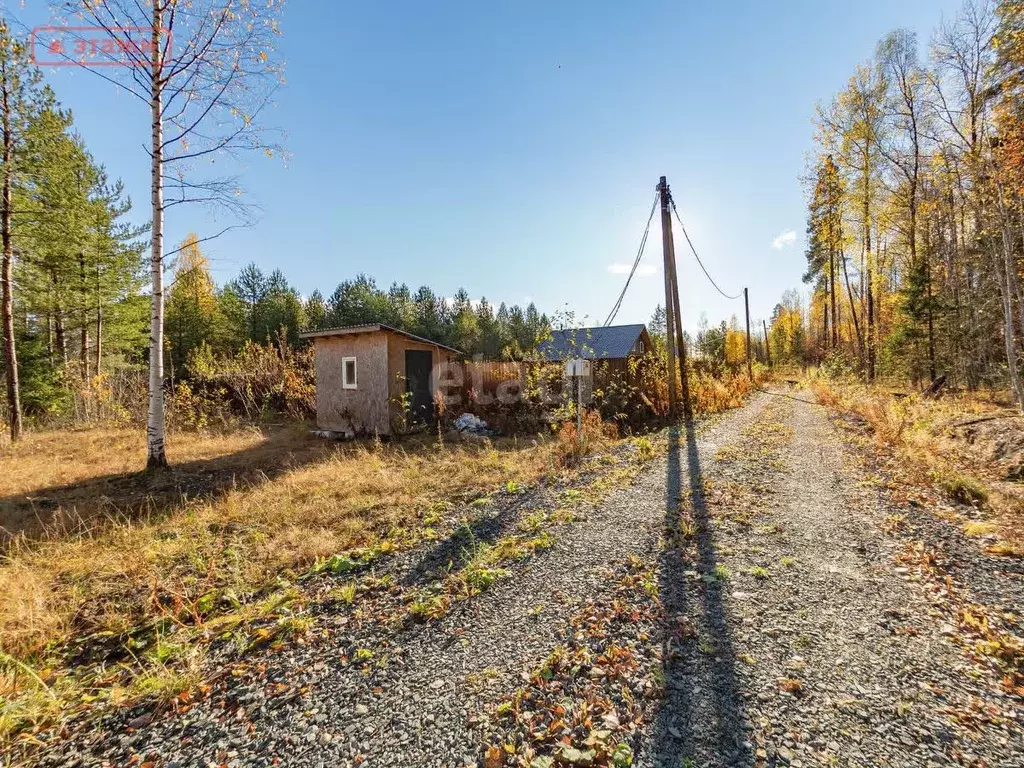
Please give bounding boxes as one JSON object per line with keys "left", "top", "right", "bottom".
{"left": 809, "top": 376, "right": 1021, "bottom": 556}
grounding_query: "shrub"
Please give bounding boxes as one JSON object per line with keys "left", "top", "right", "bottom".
{"left": 592, "top": 358, "right": 659, "bottom": 433}
{"left": 635, "top": 435, "right": 655, "bottom": 462}
{"left": 165, "top": 340, "right": 315, "bottom": 430}
{"left": 555, "top": 410, "right": 614, "bottom": 467}
{"left": 820, "top": 348, "right": 856, "bottom": 379}
{"left": 933, "top": 469, "right": 988, "bottom": 506}
{"left": 691, "top": 369, "right": 758, "bottom": 415}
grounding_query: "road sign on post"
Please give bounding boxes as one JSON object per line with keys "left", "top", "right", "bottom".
{"left": 564, "top": 358, "right": 591, "bottom": 378}
{"left": 565, "top": 358, "right": 590, "bottom": 442}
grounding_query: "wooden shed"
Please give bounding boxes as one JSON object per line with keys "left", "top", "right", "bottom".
{"left": 534, "top": 323, "right": 653, "bottom": 399}
{"left": 299, "top": 324, "right": 460, "bottom": 437}
{"left": 536, "top": 324, "right": 652, "bottom": 363}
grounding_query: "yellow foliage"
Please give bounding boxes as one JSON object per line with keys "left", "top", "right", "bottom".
{"left": 769, "top": 307, "right": 805, "bottom": 361}
{"left": 724, "top": 329, "right": 746, "bottom": 368}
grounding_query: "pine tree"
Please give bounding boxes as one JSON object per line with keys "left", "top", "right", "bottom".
{"left": 413, "top": 285, "right": 446, "bottom": 343}
{"left": 0, "top": 23, "right": 57, "bottom": 439}
{"left": 475, "top": 297, "right": 500, "bottom": 358}
{"left": 304, "top": 289, "right": 328, "bottom": 331}
{"left": 257, "top": 271, "right": 306, "bottom": 347}
{"left": 165, "top": 234, "right": 219, "bottom": 375}
{"left": 451, "top": 288, "right": 479, "bottom": 353}
{"left": 232, "top": 263, "right": 268, "bottom": 339}
{"left": 387, "top": 282, "right": 416, "bottom": 331}
{"left": 86, "top": 173, "right": 148, "bottom": 375}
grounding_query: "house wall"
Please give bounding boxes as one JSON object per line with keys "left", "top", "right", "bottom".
{"left": 385, "top": 331, "right": 457, "bottom": 420}
{"left": 314, "top": 333, "right": 391, "bottom": 436}
{"left": 631, "top": 329, "right": 653, "bottom": 356}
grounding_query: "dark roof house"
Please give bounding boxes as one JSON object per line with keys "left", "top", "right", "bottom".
{"left": 537, "top": 324, "right": 651, "bottom": 361}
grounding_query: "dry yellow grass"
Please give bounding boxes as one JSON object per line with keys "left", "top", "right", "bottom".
{"left": 691, "top": 369, "right": 765, "bottom": 414}
{"left": 0, "top": 423, "right": 611, "bottom": 749}
{"left": 0, "top": 428, "right": 579, "bottom": 661}
{"left": 809, "top": 378, "right": 1023, "bottom": 556}
{"left": 0, "top": 428, "right": 267, "bottom": 497}
{"left": 0, "top": 426, "right": 320, "bottom": 540}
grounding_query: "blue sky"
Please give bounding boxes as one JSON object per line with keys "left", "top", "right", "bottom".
{"left": 6, "top": 0, "right": 962, "bottom": 332}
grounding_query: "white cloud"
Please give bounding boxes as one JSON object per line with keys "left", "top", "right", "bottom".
{"left": 444, "top": 296, "right": 482, "bottom": 310}
{"left": 608, "top": 262, "right": 657, "bottom": 277}
{"left": 772, "top": 230, "right": 797, "bottom": 250}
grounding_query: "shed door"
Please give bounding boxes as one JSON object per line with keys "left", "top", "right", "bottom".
{"left": 405, "top": 350, "right": 434, "bottom": 424}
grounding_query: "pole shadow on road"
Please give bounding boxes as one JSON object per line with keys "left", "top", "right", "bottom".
{"left": 651, "top": 421, "right": 752, "bottom": 767}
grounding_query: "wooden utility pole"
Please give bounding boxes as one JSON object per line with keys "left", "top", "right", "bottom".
{"left": 763, "top": 319, "right": 772, "bottom": 367}
{"left": 659, "top": 176, "right": 678, "bottom": 419}
{"left": 666, "top": 197, "right": 692, "bottom": 420}
{"left": 744, "top": 287, "right": 753, "bottom": 380}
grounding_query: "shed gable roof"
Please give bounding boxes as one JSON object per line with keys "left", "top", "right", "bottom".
{"left": 299, "top": 323, "right": 461, "bottom": 354}
{"left": 537, "top": 324, "right": 648, "bottom": 361}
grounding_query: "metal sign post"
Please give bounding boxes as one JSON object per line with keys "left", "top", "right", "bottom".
{"left": 565, "top": 358, "right": 590, "bottom": 443}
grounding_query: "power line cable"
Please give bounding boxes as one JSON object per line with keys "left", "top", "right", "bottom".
{"left": 604, "top": 190, "right": 660, "bottom": 326}
{"left": 670, "top": 197, "right": 743, "bottom": 301}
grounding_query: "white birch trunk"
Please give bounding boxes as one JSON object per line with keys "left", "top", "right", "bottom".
{"left": 147, "top": 9, "right": 167, "bottom": 467}
{"left": 990, "top": 240, "right": 1024, "bottom": 411}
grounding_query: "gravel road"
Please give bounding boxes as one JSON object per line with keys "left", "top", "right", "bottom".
{"left": 31, "top": 389, "right": 1022, "bottom": 768}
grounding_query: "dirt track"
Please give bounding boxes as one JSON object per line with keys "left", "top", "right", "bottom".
{"left": 34, "top": 389, "right": 1022, "bottom": 768}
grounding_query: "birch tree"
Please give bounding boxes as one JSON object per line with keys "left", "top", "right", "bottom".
{"left": 816, "top": 63, "right": 887, "bottom": 381}
{"left": 841, "top": 66, "right": 887, "bottom": 381}
{"left": 877, "top": 29, "right": 936, "bottom": 381}
{"left": 929, "top": 1, "right": 1024, "bottom": 406}
{"left": 58, "top": 0, "right": 285, "bottom": 466}
{"left": 793, "top": 0, "right": 1024, "bottom": 399}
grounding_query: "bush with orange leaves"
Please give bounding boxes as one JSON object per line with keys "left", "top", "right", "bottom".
{"left": 555, "top": 409, "right": 618, "bottom": 467}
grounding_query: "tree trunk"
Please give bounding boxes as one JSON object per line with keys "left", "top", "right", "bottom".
{"left": 924, "top": 218, "right": 936, "bottom": 383}
{"left": 945, "top": 187, "right": 964, "bottom": 387}
{"left": 992, "top": 242, "right": 1024, "bottom": 410}
{"left": 822, "top": 270, "right": 829, "bottom": 358}
{"left": 829, "top": 220, "right": 838, "bottom": 349}
{"left": 54, "top": 303, "right": 67, "bottom": 364}
{"left": 1, "top": 57, "right": 21, "bottom": 441}
{"left": 822, "top": 218, "right": 830, "bottom": 354}
{"left": 985, "top": 165, "right": 1024, "bottom": 409}
{"left": 993, "top": 177, "right": 1024, "bottom": 348}
{"left": 147, "top": 10, "right": 167, "bottom": 468}
{"left": 1000, "top": 233, "right": 1024, "bottom": 410}
{"left": 79, "top": 251, "right": 89, "bottom": 382}
{"left": 840, "top": 231, "right": 864, "bottom": 366}
{"left": 95, "top": 262, "right": 102, "bottom": 377}
{"left": 865, "top": 190, "right": 875, "bottom": 381}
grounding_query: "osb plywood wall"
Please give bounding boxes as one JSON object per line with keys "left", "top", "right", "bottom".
{"left": 385, "top": 331, "right": 457, "bottom": 404}
{"left": 314, "top": 333, "right": 390, "bottom": 435}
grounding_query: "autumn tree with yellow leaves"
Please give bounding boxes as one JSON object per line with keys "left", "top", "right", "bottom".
{"left": 59, "top": 0, "right": 286, "bottom": 466}
{"left": 789, "top": 0, "right": 1024, "bottom": 406}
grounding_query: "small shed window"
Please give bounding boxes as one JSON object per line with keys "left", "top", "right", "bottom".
{"left": 342, "top": 357, "right": 357, "bottom": 389}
